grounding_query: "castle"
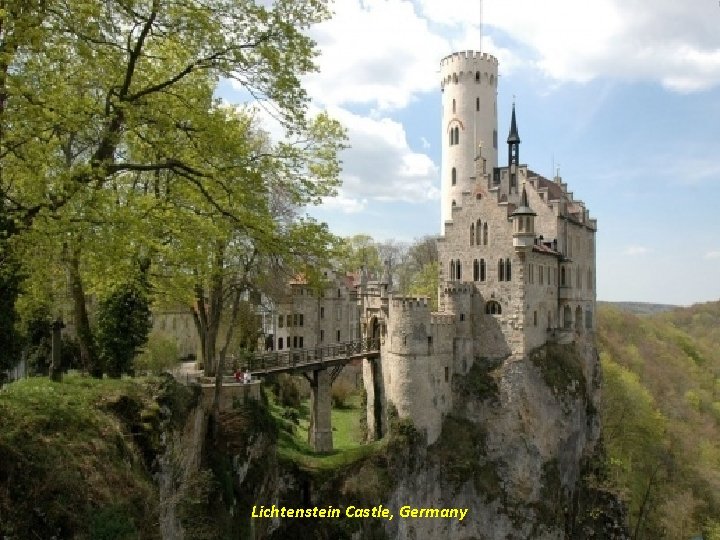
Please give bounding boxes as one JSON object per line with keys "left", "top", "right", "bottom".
{"left": 359, "top": 50, "right": 597, "bottom": 445}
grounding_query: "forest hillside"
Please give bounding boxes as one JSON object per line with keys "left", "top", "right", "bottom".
{"left": 598, "top": 301, "right": 720, "bottom": 539}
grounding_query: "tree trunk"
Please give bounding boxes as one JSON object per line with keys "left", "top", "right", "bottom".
{"left": 49, "top": 319, "right": 63, "bottom": 382}
{"left": 67, "top": 249, "right": 99, "bottom": 376}
{"left": 212, "top": 287, "right": 243, "bottom": 416}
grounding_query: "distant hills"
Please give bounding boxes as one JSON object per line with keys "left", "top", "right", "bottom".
{"left": 598, "top": 301, "right": 680, "bottom": 315}
{"left": 598, "top": 300, "right": 720, "bottom": 539}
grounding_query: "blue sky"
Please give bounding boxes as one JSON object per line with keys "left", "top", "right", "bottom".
{"left": 219, "top": 0, "right": 720, "bottom": 306}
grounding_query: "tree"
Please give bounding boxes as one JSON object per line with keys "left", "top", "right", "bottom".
{"left": 1, "top": 0, "right": 345, "bottom": 380}
{"left": 95, "top": 268, "right": 152, "bottom": 378}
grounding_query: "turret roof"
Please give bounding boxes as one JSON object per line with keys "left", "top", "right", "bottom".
{"left": 507, "top": 103, "right": 520, "bottom": 144}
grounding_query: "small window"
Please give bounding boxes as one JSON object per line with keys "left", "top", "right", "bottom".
{"left": 320, "top": 330, "right": 324, "bottom": 342}
{"left": 473, "top": 259, "right": 479, "bottom": 281}
{"left": 456, "top": 260, "right": 462, "bottom": 281}
{"left": 299, "top": 314, "right": 304, "bottom": 327}
{"left": 539, "top": 266, "right": 544, "bottom": 285}
{"left": 483, "top": 223, "right": 488, "bottom": 245}
{"left": 452, "top": 98, "right": 456, "bottom": 113}
{"left": 452, "top": 200, "right": 456, "bottom": 207}
{"left": 287, "top": 314, "right": 292, "bottom": 327}
{"left": 451, "top": 167, "right": 457, "bottom": 186}
{"left": 293, "top": 314, "right": 298, "bottom": 327}
{"left": 475, "top": 71, "right": 480, "bottom": 82}
{"left": 444, "top": 366, "right": 449, "bottom": 382}
{"left": 337, "top": 288, "right": 341, "bottom": 298}
{"left": 320, "top": 307, "right": 325, "bottom": 319}
{"left": 476, "top": 97, "right": 479, "bottom": 111}
{"left": 278, "top": 316, "right": 284, "bottom": 328}
{"left": 480, "top": 259, "right": 486, "bottom": 281}
{"left": 470, "top": 224, "right": 475, "bottom": 245}
{"left": 336, "top": 330, "right": 341, "bottom": 342}
{"left": 498, "top": 259, "right": 504, "bottom": 282}
{"left": 450, "top": 260, "right": 456, "bottom": 280}
{"left": 493, "top": 129, "right": 497, "bottom": 149}
{"left": 476, "top": 219, "right": 481, "bottom": 246}
{"left": 485, "top": 301, "right": 502, "bottom": 315}
{"left": 460, "top": 313, "right": 465, "bottom": 321}
{"left": 299, "top": 336, "right": 304, "bottom": 348}
{"left": 278, "top": 337, "right": 284, "bottom": 350}
{"left": 533, "top": 311, "right": 538, "bottom": 327}
{"left": 506, "top": 259, "right": 511, "bottom": 281}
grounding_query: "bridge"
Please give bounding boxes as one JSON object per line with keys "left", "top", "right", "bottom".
{"left": 237, "top": 338, "right": 381, "bottom": 453}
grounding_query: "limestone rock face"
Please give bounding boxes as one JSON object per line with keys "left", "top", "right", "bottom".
{"left": 380, "top": 336, "right": 628, "bottom": 540}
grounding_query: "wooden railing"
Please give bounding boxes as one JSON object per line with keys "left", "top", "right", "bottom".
{"left": 238, "top": 337, "right": 381, "bottom": 374}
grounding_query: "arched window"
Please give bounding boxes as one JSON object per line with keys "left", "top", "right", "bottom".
{"left": 451, "top": 167, "right": 456, "bottom": 185}
{"left": 476, "top": 219, "right": 481, "bottom": 245}
{"left": 453, "top": 126, "right": 460, "bottom": 145}
{"left": 498, "top": 259, "right": 504, "bottom": 282}
{"left": 480, "top": 259, "right": 486, "bottom": 281}
{"left": 450, "top": 260, "right": 455, "bottom": 280}
{"left": 470, "top": 223, "right": 475, "bottom": 245}
{"left": 483, "top": 223, "right": 488, "bottom": 245}
{"left": 485, "top": 301, "right": 502, "bottom": 315}
{"left": 456, "top": 260, "right": 462, "bottom": 281}
{"left": 506, "top": 258, "right": 512, "bottom": 281}
{"left": 452, "top": 98, "right": 456, "bottom": 113}
{"left": 473, "top": 259, "right": 479, "bottom": 281}
{"left": 575, "top": 306, "right": 583, "bottom": 332}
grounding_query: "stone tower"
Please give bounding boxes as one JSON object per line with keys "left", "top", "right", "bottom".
{"left": 440, "top": 51, "right": 499, "bottom": 232}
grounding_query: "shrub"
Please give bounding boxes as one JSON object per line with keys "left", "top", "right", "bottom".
{"left": 331, "top": 378, "right": 354, "bottom": 408}
{"left": 135, "top": 333, "right": 179, "bottom": 374}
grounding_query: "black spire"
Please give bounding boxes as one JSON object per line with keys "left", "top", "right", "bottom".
{"left": 507, "top": 102, "right": 520, "bottom": 144}
{"left": 507, "top": 103, "right": 520, "bottom": 191}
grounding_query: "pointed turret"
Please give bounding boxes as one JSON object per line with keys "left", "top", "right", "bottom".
{"left": 511, "top": 185, "right": 536, "bottom": 253}
{"left": 507, "top": 103, "right": 521, "bottom": 192}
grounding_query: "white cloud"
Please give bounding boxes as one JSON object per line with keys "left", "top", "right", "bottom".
{"left": 623, "top": 245, "right": 651, "bottom": 256}
{"left": 419, "top": 0, "right": 720, "bottom": 92}
{"left": 304, "top": 0, "right": 447, "bottom": 110}
{"left": 320, "top": 193, "right": 368, "bottom": 214}
{"left": 420, "top": 136, "right": 431, "bottom": 150}
{"left": 327, "top": 106, "right": 439, "bottom": 204}
{"left": 704, "top": 251, "right": 720, "bottom": 260}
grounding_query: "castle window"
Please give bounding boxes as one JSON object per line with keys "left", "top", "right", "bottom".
{"left": 320, "top": 330, "right": 324, "bottom": 342}
{"left": 450, "top": 260, "right": 456, "bottom": 280}
{"left": 452, "top": 200, "right": 456, "bottom": 207}
{"left": 476, "top": 219, "right": 482, "bottom": 245}
{"left": 506, "top": 258, "right": 511, "bottom": 281}
{"left": 452, "top": 98, "right": 456, "bottom": 113}
{"left": 475, "top": 71, "right": 480, "bottom": 82}
{"left": 476, "top": 97, "right": 480, "bottom": 111}
{"left": 454, "top": 126, "right": 460, "bottom": 145}
{"left": 585, "top": 309, "right": 593, "bottom": 329}
{"left": 486, "top": 301, "right": 502, "bottom": 315}
{"left": 470, "top": 223, "right": 475, "bottom": 245}
{"left": 278, "top": 337, "right": 283, "bottom": 350}
{"left": 561, "top": 267, "right": 566, "bottom": 286}
{"left": 480, "top": 259, "right": 486, "bottom": 281}
{"left": 445, "top": 366, "right": 449, "bottom": 383}
{"left": 498, "top": 259, "right": 505, "bottom": 281}
{"left": 452, "top": 167, "right": 457, "bottom": 186}
{"left": 337, "top": 329, "right": 341, "bottom": 342}
{"left": 563, "top": 305, "right": 572, "bottom": 329}
{"left": 483, "top": 223, "right": 488, "bottom": 245}
{"left": 473, "top": 259, "right": 479, "bottom": 281}
{"left": 403, "top": 335, "right": 407, "bottom": 346}
{"left": 278, "top": 315, "right": 284, "bottom": 328}
{"left": 539, "top": 265, "right": 544, "bottom": 285}
{"left": 493, "top": 129, "right": 497, "bottom": 149}
{"left": 534, "top": 311, "right": 538, "bottom": 327}
{"left": 299, "top": 314, "right": 304, "bottom": 327}
{"left": 299, "top": 336, "right": 304, "bottom": 348}
{"left": 293, "top": 336, "right": 298, "bottom": 348}
{"left": 293, "top": 314, "right": 298, "bottom": 327}
{"left": 460, "top": 313, "right": 465, "bottom": 321}
{"left": 456, "top": 260, "right": 462, "bottom": 280}
{"left": 320, "top": 307, "right": 324, "bottom": 319}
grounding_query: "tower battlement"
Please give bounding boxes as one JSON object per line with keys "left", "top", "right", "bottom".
{"left": 440, "top": 50, "right": 498, "bottom": 67}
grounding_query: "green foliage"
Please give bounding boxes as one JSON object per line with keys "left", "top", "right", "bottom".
{"left": 598, "top": 303, "right": 720, "bottom": 539}
{"left": 88, "top": 505, "right": 138, "bottom": 540}
{"left": 135, "top": 332, "right": 179, "bottom": 374}
{"left": 530, "top": 343, "right": 587, "bottom": 400}
{"left": 0, "top": 375, "right": 164, "bottom": 538}
{"left": 407, "top": 260, "right": 439, "bottom": 310}
{"left": 331, "top": 378, "right": 354, "bottom": 408}
{"left": 96, "top": 279, "right": 152, "bottom": 378}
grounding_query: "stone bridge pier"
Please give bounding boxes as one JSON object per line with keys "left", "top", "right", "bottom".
{"left": 307, "top": 368, "right": 333, "bottom": 452}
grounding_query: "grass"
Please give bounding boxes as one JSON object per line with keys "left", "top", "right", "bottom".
{"left": 0, "top": 374, "right": 174, "bottom": 539}
{"left": 269, "top": 391, "right": 384, "bottom": 471}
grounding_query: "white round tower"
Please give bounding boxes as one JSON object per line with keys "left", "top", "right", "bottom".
{"left": 440, "top": 51, "right": 499, "bottom": 232}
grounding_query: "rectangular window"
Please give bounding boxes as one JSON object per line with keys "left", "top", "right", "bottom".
{"left": 293, "top": 336, "right": 298, "bottom": 348}
{"left": 293, "top": 314, "right": 298, "bottom": 327}
{"left": 299, "top": 314, "right": 304, "bottom": 327}
{"left": 539, "top": 266, "right": 544, "bottom": 285}
{"left": 299, "top": 336, "right": 304, "bottom": 348}
{"left": 336, "top": 330, "right": 341, "bottom": 342}
{"left": 287, "top": 314, "right": 292, "bottom": 327}
{"left": 320, "top": 330, "right": 324, "bottom": 342}
{"left": 336, "top": 306, "right": 342, "bottom": 321}
{"left": 278, "top": 315, "right": 284, "bottom": 328}
{"left": 444, "top": 366, "right": 449, "bottom": 383}
{"left": 278, "top": 337, "right": 283, "bottom": 350}
{"left": 320, "top": 307, "right": 325, "bottom": 319}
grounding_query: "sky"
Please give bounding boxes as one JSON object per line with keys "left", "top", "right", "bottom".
{"left": 218, "top": 0, "right": 720, "bottom": 306}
